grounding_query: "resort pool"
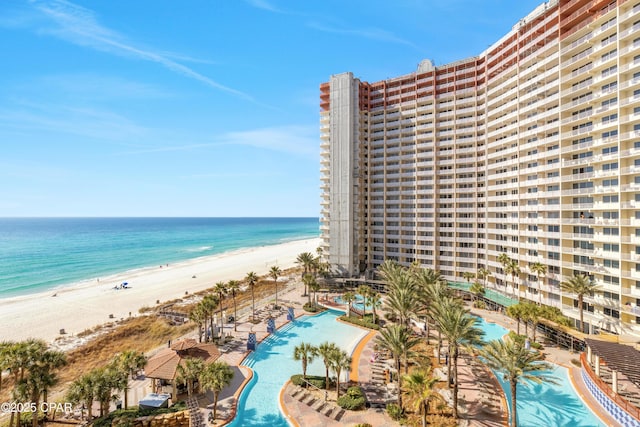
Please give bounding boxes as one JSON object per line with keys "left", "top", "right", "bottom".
{"left": 228, "top": 310, "right": 368, "bottom": 427}
{"left": 474, "top": 316, "right": 606, "bottom": 427}
{"left": 333, "top": 294, "right": 375, "bottom": 312}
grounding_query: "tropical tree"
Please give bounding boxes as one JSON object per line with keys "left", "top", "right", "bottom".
{"left": 377, "top": 259, "right": 404, "bottom": 283}
{"left": 477, "top": 267, "right": 491, "bottom": 290}
{"left": 385, "top": 285, "right": 418, "bottom": 326}
{"left": 523, "top": 303, "right": 542, "bottom": 342}
{"left": 213, "top": 281, "right": 228, "bottom": 339}
{"left": 469, "top": 282, "right": 485, "bottom": 303}
{"left": 560, "top": 274, "right": 599, "bottom": 334}
{"left": 479, "top": 337, "right": 557, "bottom": 427}
{"left": 376, "top": 324, "right": 420, "bottom": 407}
{"left": 24, "top": 348, "right": 67, "bottom": 427}
{"left": 66, "top": 372, "right": 96, "bottom": 419}
{"left": 432, "top": 297, "right": 484, "bottom": 419}
{"left": 402, "top": 369, "right": 442, "bottom": 427}
{"left": 506, "top": 304, "right": 524, "bottom": 335}
{"left": 329, "top": 348, "right": 352, "bottom": 398}
{"left": 357, "top": 285, "right": 371, "bottom": 318}
{"left": 93, "top": 366, "right": 126, "bottom": 418}
{"left": 112, "top": 350, "right": 147, "bottom": 409}
{"left": 530, "top": 262, "right": 547, "bottom": 305}
{"left": 201, "top": 294, "right": 219, "bottom": 342}
{"left": 296, "top": 252, "right": 316, "bottom": 295}
{"left": 199, "top": 361, "right": 234, "bottom": 421}
{"left": 462, "top": 272, "right": 475, "bottom": 285}
{"left": 309, "top": 280, "right": 321, "bottom": 307}
{"left": 246, "top": 271, "right": 259, "bottom": 322}
{"left": 190, "top": 304, "right": 207, "bottom": 343}
{"left": 0, "top": 341, "right": 12, "bottom": 393}
{"left": 269, "top": 265, "right": 282, "bottom": 308}
{"left": 504, "top": 259, "right": 521, "bottom": 299}
{"left": 293, "top": 342, "right": 317, "bottom": 381}
{"left": 316, "top": 342, "right": 338, "bottom": 391}
{"left": 414, "top": 268, "right": 448, "bottom": 344}
{"left": 227, "top": 280, "right": 241, "bottom": 331}
{"left": 176, "top": 357, "right": 205, "bottom": 397}
{"left": 370, "top": 292, "right": 382, "bottom": 325}
{"left": 302, "top": 273, "right": 317, "bottom": 306}
{"left": 342, "top": 291, "right": 357, "bottom": 317}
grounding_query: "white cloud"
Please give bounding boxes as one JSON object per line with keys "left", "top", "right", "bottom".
{"left": 26, "top": 0, "right": 255, "bottom": 101}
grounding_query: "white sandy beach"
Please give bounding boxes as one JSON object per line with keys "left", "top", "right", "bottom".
{"left": 0, "top": 238, "right": 320, "bottom": 344}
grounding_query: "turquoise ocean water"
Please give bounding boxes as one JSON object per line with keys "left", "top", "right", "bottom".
{"left": 0, "top": 217, "right": 319, "bottom": 299}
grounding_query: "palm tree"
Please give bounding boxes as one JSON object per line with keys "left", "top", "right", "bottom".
{"left": 402, "top": 369, "right": 442, "bottom": 427}
{"left": 462, "top": 271, "right": 475, "bottom": 285}
{"left": 477, "top": 267, "right": 491, "bottom": 290}
{"left": 479, "top": 337, "right": 557, "bottom": 427}
{"left": 93, "top": 366, "right": 126, "bottom": 418}
{"left": 309, "top": 280, "right": 321, "bottom": 307}
{"left": 469, "top": 282, "right": 485, "bottom": 304}
{"left": 213, "top": 281, "right": 228, "bottom": 339}
{"left": 560, "top": 274, "right": 599, "bottom": 334}
{"left": 227, "top": 280, "right": 241, "bottom": 331}
{"left": 296, "top": 252, "right": 316, "bottom": 295}
{"left": 506, "top": 304, "right": 524, "bottom": 335}
{"left": 293, "top": 342, "right": 317, "bottom": 381}
{"left": 329, "top": 348, "right": 352, "bottom": 398}
{"left": 112, "top": 350, "right": 146, "bottom": 409}
{"left": 316, "top": 342, "right": 338, "bottom": 391}
{"left": 414, "top": 268, "right": 448, "bottom": 344}
{"left": 342, "top": 291, "right": 357, "bottom": 317}
{"left": 176, "top": 357, "right": 205, "bottom": 397}
{"left": 357, "top": 285, "right": 371, "bottom": 318}
{"left": 504, "top": 259, "right": 521, "bottom": 299}
{"left": 0, "top": 341, "right": 13, "bottom": 394}
{"left": 24, "top": 348, "right": 66, "bottom": 427}
{"left": 269, "top": 265, "right": 282, "bottom": 308}
{"left": 497, "top": 253, "right": 511, "bottom": 292}
{"left": 523, "top": 302, "right": 542, "bottom": 342}
{"left": 376, "top": 324, "right": 420, "bottom": 407}
{"left": 199, "top": 361, "right": 234, "bottom": 421}
{"left": 530, "top": 262, "right": 547, "bottom": 305}
{"left": 432, "top": 298, "right": 484, "bottom": 419}
{"left": 377, "top": 259, "right": 404, "bottom": 283}
{"left": 384, "top": 281, "right": 418, "bottom": 326}
{"left": 190, "top": 304, "right": 207, "bottom": 343}
{"left": 246, "top": 271, "right": 259, "bottom": 322}
{"left": 370, "top": 292, "right": 382, "bottom": 325}
{"left": 66, "top": 372, "right": 96, "bottom": 419}
{"left": 201, "top": 294, "right": 219, "bottom": 342}
{"left": 302, "top": 273, "right": 317, "bottom": 306}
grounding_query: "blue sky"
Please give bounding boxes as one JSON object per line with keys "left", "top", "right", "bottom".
{"left": 0, "top": 0, "right": 543, "bottom": 217}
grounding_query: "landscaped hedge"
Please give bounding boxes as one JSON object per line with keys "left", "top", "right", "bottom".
{"left": 303, "top": 303, "right": 325, "bottom": 313}
{"left": 291, "top": 374, "right": 330, "bottom": 389}
{"left": 337, "top": 386, "right": 366, "bottom": 410}
{"left": 339, "top": 315, "right": 380, "bottom": 330}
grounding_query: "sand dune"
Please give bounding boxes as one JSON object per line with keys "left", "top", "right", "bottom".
{"left": 0, "top": 238, "right": 320, "bottom": 343}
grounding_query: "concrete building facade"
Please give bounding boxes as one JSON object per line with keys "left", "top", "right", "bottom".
{"left": 320, "top": 0, "right": 640, "bottom": 337}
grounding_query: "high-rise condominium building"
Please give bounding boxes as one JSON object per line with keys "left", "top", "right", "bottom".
{"left": 319, "top": 0, "right": 640, "bottom": 338}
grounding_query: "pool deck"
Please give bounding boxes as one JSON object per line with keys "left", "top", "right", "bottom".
{"left": 469, "top": 306, "right": 624, "bottom": 427}
{"left": 130, "top": 282, "right": 625, "bottom": 427}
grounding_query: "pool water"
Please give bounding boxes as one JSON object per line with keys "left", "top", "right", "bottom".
{"left": 474, "top": 316, "right": 606, "bottom": 427}
{"left": 228, "top": 309, "right": 368, "bottom": 427}
{"left": 333, "top": 294, "right": 374, "bottom": 312}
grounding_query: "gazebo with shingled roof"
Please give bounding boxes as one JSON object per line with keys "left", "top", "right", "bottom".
{"left": 144, "top": 338, "right": 221, "bottom": 401}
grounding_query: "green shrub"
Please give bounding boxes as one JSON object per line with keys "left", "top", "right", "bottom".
{"left": 290, "top": 374, "right": 329, "bottom": 389}
{"left": 473, "top": 300, "right": 487, "bottom": 309}
{"left": 339, "top": 315, "right": 380, "bottom": 330}
{"left": 386, "top": 402, "right": 404, "bottom": 421}
{"left": 337, "top": 386, "right": 366, "bottom": 410}
{"left": 303, "top": 303, "right": 325, "bottom": 313}
{"left": 353, "top": 424, "right": 372, "bottom": 427}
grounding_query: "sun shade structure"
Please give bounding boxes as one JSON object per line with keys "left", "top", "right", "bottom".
{"left": 584, "top": 338, "right": 640, "bottom": 387}
{"left": 145, "top": 338, "right": 221, "bottom": 399}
